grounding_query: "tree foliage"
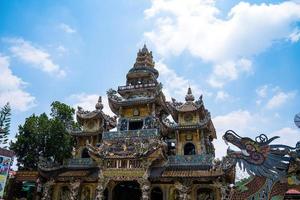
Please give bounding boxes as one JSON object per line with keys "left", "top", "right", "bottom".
{"left": 0, "top": 103, "right": 11, "bottom": 148}
{"left": 10, "top": 101, "right": 75, "bottom": 170}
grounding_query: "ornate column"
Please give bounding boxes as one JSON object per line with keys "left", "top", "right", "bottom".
{"left": 174, "top": 181, "right": 192, "bottom": 200}
{"left": 70, "top": 179, "right": 81, "bottom": 200}
{"left": 41, "top": 178, "right": 55, "bottom": 200}
{"left": 200, "top": 130, "right": 206, "bottom": 154}
{"left": 138, "top": 178, "right": 151, "bottom": 200}
{"left": 95, "top": 170, "right": 109, "bottom": 200}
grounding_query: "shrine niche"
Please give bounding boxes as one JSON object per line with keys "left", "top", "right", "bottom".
{"left": 80, "top": 186, "right": 92, "bottom": 200}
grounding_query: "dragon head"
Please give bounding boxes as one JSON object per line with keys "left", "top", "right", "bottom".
{"left": 223, "top": 130, "right": 290, "bottom": 180}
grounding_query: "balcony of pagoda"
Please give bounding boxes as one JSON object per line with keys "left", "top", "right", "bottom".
{"left": 63, "top": 158, "right": 97, "bottom": 168}
{"left": 70, "top": 130, "right": 101, "bottom": 137}
{"left": 117, "top": 83, "right": 157, "bottom": 92}
{"left": 167, "top": 154, "right": 214, "bottom": 169}
{"left": 102, "top": 128, "right": 159, "bottom": 140}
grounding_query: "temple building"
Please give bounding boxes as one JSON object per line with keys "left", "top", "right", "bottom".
{"left": 38, "top": 45, "right": 235, "bottom": 200}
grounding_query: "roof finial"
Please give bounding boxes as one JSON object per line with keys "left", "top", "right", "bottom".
{"left": 95, "top": 96, "right": 103, "bottom": 110}
{"left": 142, "top": 44, "right": 148, "bottom": 53}
{"left": 185, "top": 87, "right": 195, "bottom": 102}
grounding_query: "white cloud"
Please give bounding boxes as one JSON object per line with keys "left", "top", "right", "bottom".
{"left": 59, "top": 23, "right": 76, "bottom": 34}
{"left": 289, "top": 28, "right": 300, "bottom": 43}
{"left": 266, "top": 91, "right": 296, "bottom": 109}
{"left": 0, "top": 55, "right": 35, "bottom": 111}
{"left": 68, "top": 93, "right": 114, "bottom": 116}
{"left": 56, "top": 45, "right": 68, "bottom": 55}
{"left": 156, "top": 60, "right": 203, "bottom": 100}
{"left": 208, "top": 59, "right": 252, "bottom": 87}
{"left": 6, "top": 38, "right": 66, "bottom": 77}
{"left": 255, "top": 85, "right": 297, "bottom": 109}
{"left": 215, "top": 90, "right": 229, "bottom": 101}
{"left": 145, "top": 0, "right": 300, "bottom": 87}
{"left": 256, "top": 84, "right": 269, "bottom": 98}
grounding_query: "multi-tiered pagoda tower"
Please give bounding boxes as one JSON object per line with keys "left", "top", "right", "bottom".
{"left": 38, "top": 45, "right": 235, "bottom": 200}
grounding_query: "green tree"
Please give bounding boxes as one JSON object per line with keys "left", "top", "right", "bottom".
{"left": 50, "top": 101, "right": 75, "bottom": 127}
{"left": 10, "top": 102, "right": 75, "bottom": 170}
{"left": 0, "top": 103, "right": 11, "bottom": 149}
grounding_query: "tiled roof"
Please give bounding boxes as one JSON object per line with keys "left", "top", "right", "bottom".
{"left": 175, "top": 101, "right": 200, "bottom": 112}
{"left": 162, "top": 169, "right": 223, "bottom": 177}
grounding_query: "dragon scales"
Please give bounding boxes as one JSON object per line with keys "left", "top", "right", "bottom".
{"left": 222, "top": 130, "right": 300, "bottom": 200}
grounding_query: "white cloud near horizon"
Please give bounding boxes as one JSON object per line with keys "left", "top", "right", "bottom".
{"left": 5, "top": 38, "right": 66, "bottom": 77}
{"left": 0, "top": 55, "right": 35, "bottom": 111}
{"left": 145, "top": 0, "right": 300, "bottom": 87}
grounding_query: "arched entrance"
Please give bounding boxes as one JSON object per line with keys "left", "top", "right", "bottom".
{"left": 112, "top": 181, "right": 141, "bottom": 200}
{"left": 184, "top": 142, "right": 196, "bottom": 155}
{"left": 81, "top": 148, "right": 90, "bottom": 158}
{"left": 151, "top": 187, "right": 163, "bottom": 200}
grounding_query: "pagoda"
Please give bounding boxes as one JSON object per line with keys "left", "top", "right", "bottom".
{"left": 38, "top": 45, "right": 235, "bottom": 200}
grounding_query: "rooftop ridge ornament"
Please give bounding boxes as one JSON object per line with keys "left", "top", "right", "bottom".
{"left": 95, "top": 96, "right": 103, "bottom": 110}
{"left": 134, "top": 44, "right": 155, "bottom": 68}
{"left": 185, "top": 87, "right": 195, "bottom": 102}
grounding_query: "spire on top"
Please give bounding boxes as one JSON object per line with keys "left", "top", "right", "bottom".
{"left": 185, "top": 87, "right": 195, "bottom": 102}
{"left": 134, "top": 44, "right": 155, "bottom": 68}
{"left": 141, "top": 44, "right": 149, "bottom": 53}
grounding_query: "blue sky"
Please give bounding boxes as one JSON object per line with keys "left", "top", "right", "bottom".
{"left": 0, "top": 0, "right": 300, "bottom": 158}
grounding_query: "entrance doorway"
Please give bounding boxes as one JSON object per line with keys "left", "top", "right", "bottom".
{"left": 112, "top": 181, "right": 141, "bottom": 200}
{"left": 128, "top": 120, "right": 143, "bottom": 130}
{"left": 151, "top": 187, "right": 163, "bottom": 200}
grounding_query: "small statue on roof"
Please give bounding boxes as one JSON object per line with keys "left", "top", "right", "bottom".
{"left": 95, "top": 96, "right": 103, "bottom": 110}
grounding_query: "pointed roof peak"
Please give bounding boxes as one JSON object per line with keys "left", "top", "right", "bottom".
{"left": 185, "top": 87, "right": 195, "bottom": 102}
{"left": 134, "top": 44, "right": 155, "bottom": 68}
{"left": 142, "top": 44, "right": 148, "bottom": 53}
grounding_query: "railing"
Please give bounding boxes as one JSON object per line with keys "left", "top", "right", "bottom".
{"left": 63, "top": 158, "right": 97, "bottom": 168}
{"left": 118, "top": 83, "right": 156, "bottom": 91}
{"left": 102, "top": 129, "right": 159, "bottom": 140}
{"left": 168, "top": 154, "right": 214, "bottom": 166}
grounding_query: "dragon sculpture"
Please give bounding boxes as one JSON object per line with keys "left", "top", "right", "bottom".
{"left": 222, "top": 130, "right": 300, "bottom": 200}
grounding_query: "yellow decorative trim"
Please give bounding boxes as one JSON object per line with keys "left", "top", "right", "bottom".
{"left": 103, "top": 169, "right": 144, "bottom": 177}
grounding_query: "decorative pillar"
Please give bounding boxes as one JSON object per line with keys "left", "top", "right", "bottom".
{"left": 41, "top": 178, "right": 55, "bottom": 200}
{"left": 174, "top": 181, "right": 192, "bottom": 200}
{"left": 70, "top": 179, "right": 81, "bottom": 200}
{"left": 220, "top": 184, "right": 232, "bottom": 200}
{"left": 138, "top": 178, "right": 151, "bottom": 200}
{"left": 200, "top": 130, "right": 206, "bottom": 154}
{"left": 95, "top": 171, "right": 109, "bottom": 200}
